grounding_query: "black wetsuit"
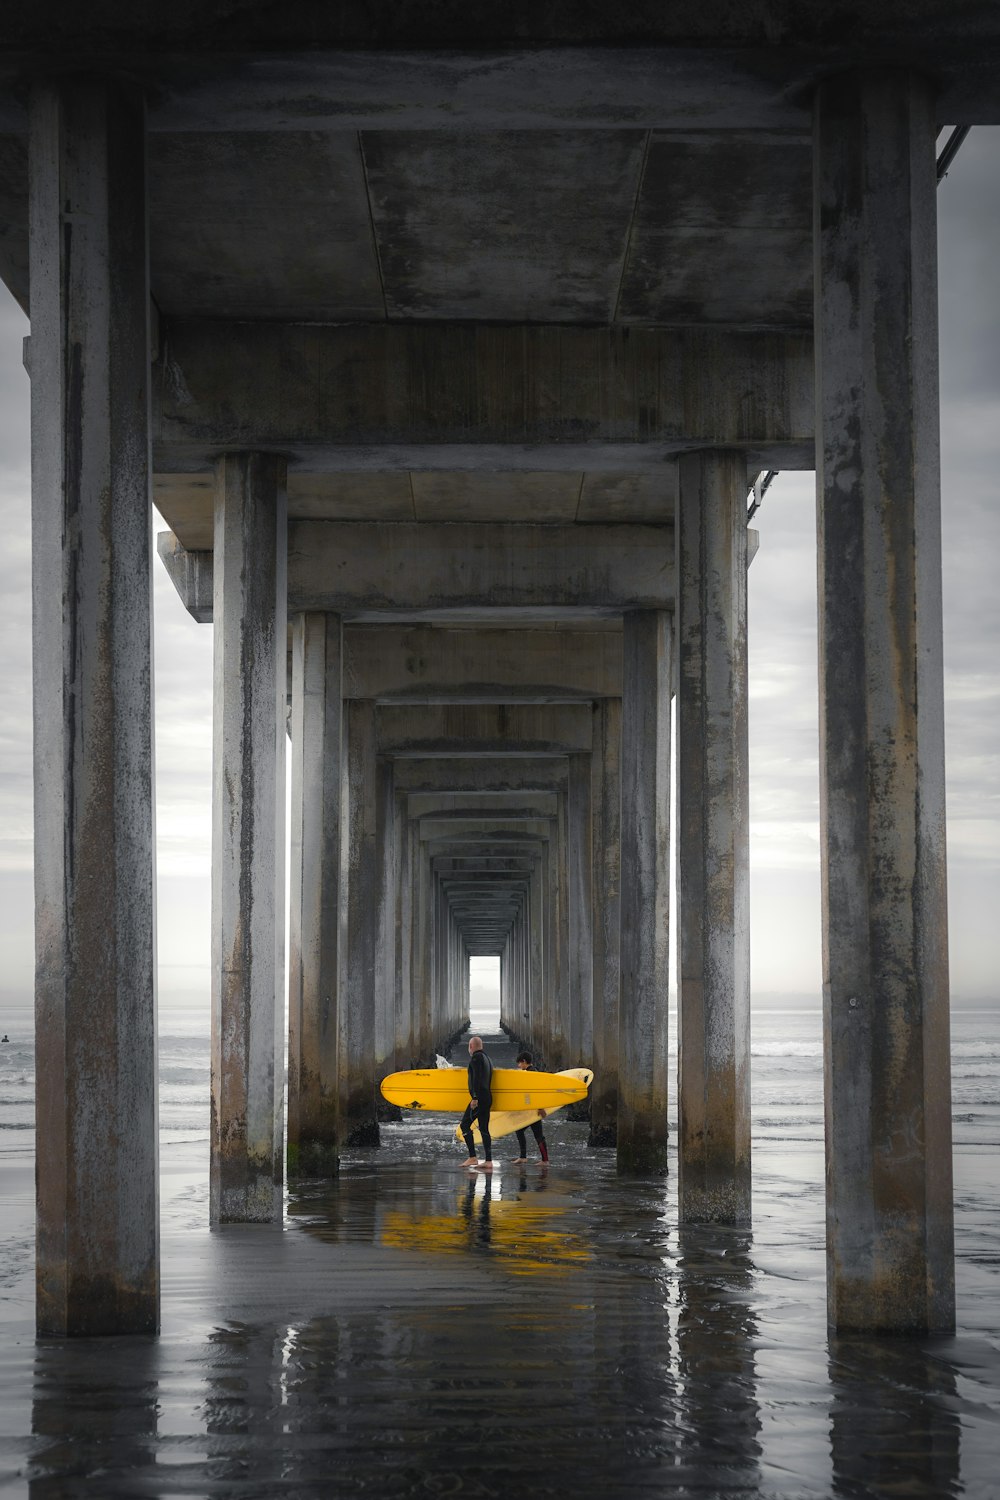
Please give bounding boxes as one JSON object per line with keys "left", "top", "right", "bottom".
{"left": 515, "top": 1119, "right": 549, "bottom": 1162}
{"left": 460, "top": 1049, "right": 494, "bottom": 1161}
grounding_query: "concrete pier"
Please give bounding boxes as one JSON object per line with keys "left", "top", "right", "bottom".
{"left": 814, "top": 70, "right": 954, "bottom": 1333}
{"left": 29, "top": 78, "right": 159, "bottom": 1336}
{"left": 211, "top": 452, "right": 287, "bottom": 1222}
{"left": 676, "top": 451, "right": 752, "bottom": 1224}
{"left": 5, "top": 4, "right": 982, "bottom": 1339}
{"left": 287, "top": 612, "right": 343, "bottom": 1176}
{"left": 618, "top": 612, "right": 673, "bottom": 1172}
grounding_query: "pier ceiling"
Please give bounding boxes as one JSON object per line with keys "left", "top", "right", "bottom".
{"left": 2, "top": 120, "right": 816, "bottom": 325}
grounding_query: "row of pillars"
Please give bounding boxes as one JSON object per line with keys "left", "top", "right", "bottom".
{"left": 30, "top": 68, "right": 953, "bottom": 1336}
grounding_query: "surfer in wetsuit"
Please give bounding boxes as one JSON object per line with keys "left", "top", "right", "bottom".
{"left": 459, "top": 1035, "right": 494, "bottom": 1170}
{"left": 512, "top": 1051, "right": 549, "bottom": 1164}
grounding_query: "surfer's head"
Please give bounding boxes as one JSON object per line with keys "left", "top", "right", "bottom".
{"left": 516, "top": 1051, "right": 532, "bottom": 1069}
{"left": 468, "top": 1035, "right": 483, "bottom": 1054}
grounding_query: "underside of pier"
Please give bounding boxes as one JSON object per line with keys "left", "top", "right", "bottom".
{"left": 2, "top": 0, "right": 991, "bottom": 1337}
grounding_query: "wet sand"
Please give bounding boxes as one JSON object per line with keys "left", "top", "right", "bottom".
{"left": 1, "top": 1035, "right": 998, "bottom": 1498}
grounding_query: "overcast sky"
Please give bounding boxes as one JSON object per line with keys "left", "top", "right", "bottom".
{"left": 0, "top": 129, "right": 996, "bottom": 1012}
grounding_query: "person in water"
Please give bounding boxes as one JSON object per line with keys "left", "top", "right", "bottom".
{"left": 512, "top": 1050, "right": 549, "bottom": 1163}
{"left": 458, "top": 1035, "right": 494, "bottom": 1170}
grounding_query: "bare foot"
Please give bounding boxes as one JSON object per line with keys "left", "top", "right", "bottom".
{"left": 512, "top": 1156, "right": 527, "bottom": 1163}
{"left": 478, "top": 1161, "right": 494, "bottom": 1171}
{"left": 459, "top": 1156, "right": 477, "bottom": 1166}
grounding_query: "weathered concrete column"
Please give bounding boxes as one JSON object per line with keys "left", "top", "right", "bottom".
{"left": 549, "top": 804, "right": 569, "bottom": 1066}
{"left": 590, "top": 697, "right": 621, "bottom": 1146}
{"left": 342, "top": 700, "right": 380, "bottom": 1144}
{"left": 529, "top": 854, "right": 545, "bottom": 1045}
{"left": 568, "top": 752, "right": 595, "bottom": 1067}
{"left": 815, "top": 70, "right": 954, "bottom": 1332}
{"left": 375, "top": 756, "right": 396, "bottom": 1078}
{"left": 676, "top": 450, "right": 751, "bottom": 1224}
{"left": 618, "top": 612, "right": 672, "bottom": 1172}
{"left": 29, "top": 78, "right": 158, "bottom": 1335}
{"left": 541, "top": 840, "right": 557, "bottom": 1060}
{"left": 413, "top": 836, "right": 433, "bottom": 1062}
{"left": 212, "top": 452, "right": 287, "bottom": 1222}
{"left": 287, "top": 612, "right": 342, "bottom": 1178}
{"left": 395, "top": 807, "right": 415, "bottom": 1064}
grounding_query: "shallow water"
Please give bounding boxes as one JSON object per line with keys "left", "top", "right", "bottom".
{"left": 0, "top": 1020, "right": 998, "bottom": 1498}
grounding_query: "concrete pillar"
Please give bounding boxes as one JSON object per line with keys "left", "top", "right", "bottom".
{"left": 676, "top": 450, "right": 751, "bottom": 1224}
{"left": 342, "top": 700, "right": 380, "bottom": 1144}
{"left": 542, "top": 840, "right": 557, "bottom": 1061}
{"left": 394, "top": 797, "right": 415, "bottom": 1065}
{"left": 553, "top": 802, "right": 570, "bottom": 1066}
{"left": 618, "top": 612, "right": 672, "bottom": 1172}
{"left": 568, "top": 752, "right": 594, "bottom": 1067}
{"left": 815, "top": 70, "right": 954, "bottom": 1332}
{"left": 29, "top": 79, "right": 158, "bottom": 1335}
{"left": 287, "top": 612, "right": 342, "bottom": 1178}
{"left": 413, "top": 837, "right": 432, "bottom": 1062}
{"left": 375, "top": 755, "right": 396, "bottom": 1077}
{"left": 211, "top": 451, "right": 287, "bottom": 1222}
{"left": 590, "top": 697, "right": 621, "bottom": 1146}
{"left": 529, "top": 855, "right": 545, "bottom": 1046}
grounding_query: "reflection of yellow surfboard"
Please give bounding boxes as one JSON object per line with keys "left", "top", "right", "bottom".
{"left": 380, "top": 1195, "right": 590, "bottom": 1277}
{"left": 455, "top": 1067, "right": 594, "bottom": 1145}
{"left": 379, "top": 1066, "right": 588, "bottom": 1113}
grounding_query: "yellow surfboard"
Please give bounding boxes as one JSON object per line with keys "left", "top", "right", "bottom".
{"left": 380, "top": 1065, "right": 588, "bottom": 1114}
{"left": 455, "top": 1067, "right": 594, "bottom": 1145}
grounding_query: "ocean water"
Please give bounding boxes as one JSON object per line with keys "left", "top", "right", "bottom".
{"left": 1, "top": 1000, "right": 997, "bottom": 1158}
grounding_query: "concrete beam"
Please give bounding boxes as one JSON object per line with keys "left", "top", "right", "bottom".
{"left": 3, "top": 28, "right": 997, "bottom": 126}
{"left": 408, "top": 792, "right": 559, "bottom": 819}
{"left": 157, "top": 521, "right": 674, "bottom": 619}
{"left": 132, "top": 50, "right": 814, "bottom": 132}
{"left": 419, "top": 818, "right": 554, "bottom": 842}
{"left": 153, "top": 321, "right": 813, "bottom": 470}
{"left": 343, "top": 625, "right": 622, "bottom": 702}
{"left": 393, "top": 757, "right": 569, "bottom": 794}
{"left": 29, "top": 78, "right": 158, "bottom": 1337}
{"left": 815, "top": 71, "right": 954, "bottom": 1334}
{"left": 377, "top": 703, "right": 593, "bottom": 757}
{"left": 433, "top": 857, "right": 539, "bottom": 874}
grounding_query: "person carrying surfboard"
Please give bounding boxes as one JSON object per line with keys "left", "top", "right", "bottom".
{"left": 512, "top": 1051, "right": 550, "bottom": 1164}
{"left": 459, "top": 1035, "right": 494, "bottom": 1169}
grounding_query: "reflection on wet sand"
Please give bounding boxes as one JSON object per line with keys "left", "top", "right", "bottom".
{"left": 828, "top": 1336, "right": 961, "bottom": 1499}
{"left": 378, "top": 1170, "right": 590, "bottom": 1273}
{"left": 13, "top": 1128, "right": 998, "bottom": 1498}
{"left": 675, "top": 1228, "right": 762, "bottom": 1493}
{"left": 29, "top": 1336, "right": 161, "bottom": 1496}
